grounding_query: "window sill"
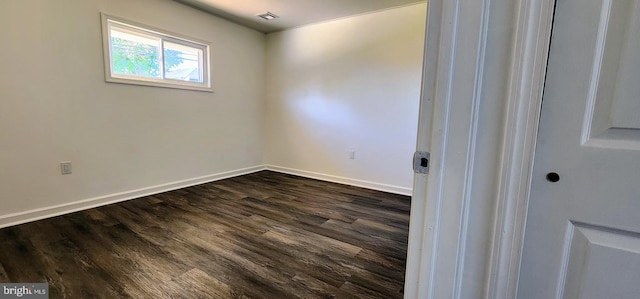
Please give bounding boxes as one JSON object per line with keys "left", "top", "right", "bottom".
{"left": 105, "top": 76, "right": 214, "bottom": 93}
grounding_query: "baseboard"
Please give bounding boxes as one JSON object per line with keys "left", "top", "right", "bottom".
{"left": 0, "top": 165, "right": 266, "bottom": 229}
{"left": 0, "top": 165, "right": 412, "bottom": 229}
{"left": 264, "top": 165, "right": 413, "bottom": 196}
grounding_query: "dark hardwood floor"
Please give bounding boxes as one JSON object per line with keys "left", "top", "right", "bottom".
{"left": 0, "top": 171, "right": 411, "bottom": 298}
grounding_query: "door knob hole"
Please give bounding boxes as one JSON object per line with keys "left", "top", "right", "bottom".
{"left": 546, "top": 172, "right": 560, "bottom": 182}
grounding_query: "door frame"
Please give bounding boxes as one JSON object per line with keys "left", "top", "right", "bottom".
{"left": 405, "top": 0, "right": 495, "bottom": 297}
{"left": 486, "top": 0, "right": 555, "bottom": 297}
{"left": 405, "top": 0, "right": 556, "bottom": 297}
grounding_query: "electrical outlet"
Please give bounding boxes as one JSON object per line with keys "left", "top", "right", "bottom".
{"left": 60, "top": 161, "right": 72, "bottom": 175}
{"left": 348, "top": 151, "right": 355, "bottom": 160}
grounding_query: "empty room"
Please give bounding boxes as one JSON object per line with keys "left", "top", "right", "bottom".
{"left": 6, "top": 0, "right": 640, "bottom": 298}
{"left": 0, "top": 0, "right": 426, "bottom": 297}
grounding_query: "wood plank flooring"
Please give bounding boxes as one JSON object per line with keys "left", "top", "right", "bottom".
{"left": 0, "top": 171, "right": 411, "bottom": 298}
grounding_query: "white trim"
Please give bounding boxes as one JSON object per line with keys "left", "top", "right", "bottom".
{"left": 0, "top": 165, "right": 265, "bottom": 229}
{"left": 0, "top": 164, "right": 415, "bottom": 230}
{"left": 404, "top": 0, "right": 492, "bottom": 297}
{"left": 453, "top": 0, "right": 492, "bottom": 296}
{"left": 101, "top": 13, "right": 213, "bottom": 92}
{"left": 407, "top": 0, "right": 461, "bottom": 295}
{"left": 486, "top": 0, "right": 555, "bottom": 297}
{"left": 403, "top": 0, "right": 441, "bottom": 295}
{"left": 264, "top": 165, "right": 412, "bottom": 196}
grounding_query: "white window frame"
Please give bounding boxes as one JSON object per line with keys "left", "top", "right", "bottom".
{"left": 101, "top": 13, "right": 213, "bottom": 92}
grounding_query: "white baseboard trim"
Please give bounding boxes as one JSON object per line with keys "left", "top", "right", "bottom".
{"left": 0, "top": 165, "right": 412, "bottom": 229}
{"left": 0, "top": 165, "right": 266, "bottom": 229}
{"left": 265, "top": 165, "right": 413, "bottom": 196}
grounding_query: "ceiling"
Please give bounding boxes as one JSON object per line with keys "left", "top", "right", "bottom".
{"left": 174, "top": 0, "right": 425, "bottom": 33}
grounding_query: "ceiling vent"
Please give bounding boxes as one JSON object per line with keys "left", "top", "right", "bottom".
{"left": 257, "top": 12, "right": 279, "bottom": 20}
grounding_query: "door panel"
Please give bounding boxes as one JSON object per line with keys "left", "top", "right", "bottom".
{"left": 583, "top": 0, "right": 640, "bottom": 148}
{"left": 562, "top": 224, "right": 640, "bottom": 299}
{"left": 518, "top": 0, "right": 640, "bottom": 297}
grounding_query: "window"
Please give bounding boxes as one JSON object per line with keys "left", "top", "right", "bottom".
{"left": 101, "top": 14, "right": 212, "bottom": 92}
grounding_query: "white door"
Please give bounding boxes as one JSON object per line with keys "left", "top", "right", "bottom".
{"left": 518, "top": 0, "right": 640, "bottom": 298}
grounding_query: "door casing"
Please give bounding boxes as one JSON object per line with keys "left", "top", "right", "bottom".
{"left": 403, "top": 0, "right": 557, "bottom": 298}
{"left": 486, "top": 0, "right": 556, "bottom": 298}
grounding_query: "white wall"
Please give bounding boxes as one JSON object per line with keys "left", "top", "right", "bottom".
{"left": 0, "top": 0, "right": 265, "bottom": 225}
{"left": 264, "top": 4, "right": 426, "bottom": 194}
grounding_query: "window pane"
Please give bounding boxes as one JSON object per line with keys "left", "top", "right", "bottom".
{"left": 110, "top": 27, "right": 161, "bottom": 78}
{"left": 103, "top": 15, "right": 211, "bottom": 91}
{"left": 163, "top": 41, "right": 203, "bottom": 83}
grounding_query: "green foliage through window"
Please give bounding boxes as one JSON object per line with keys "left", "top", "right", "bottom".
{"left": 111, "top": 37, "right": 184, "bottom": 78}
{"left": 103, "top": 15, "right": 210, "bottom": 90}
